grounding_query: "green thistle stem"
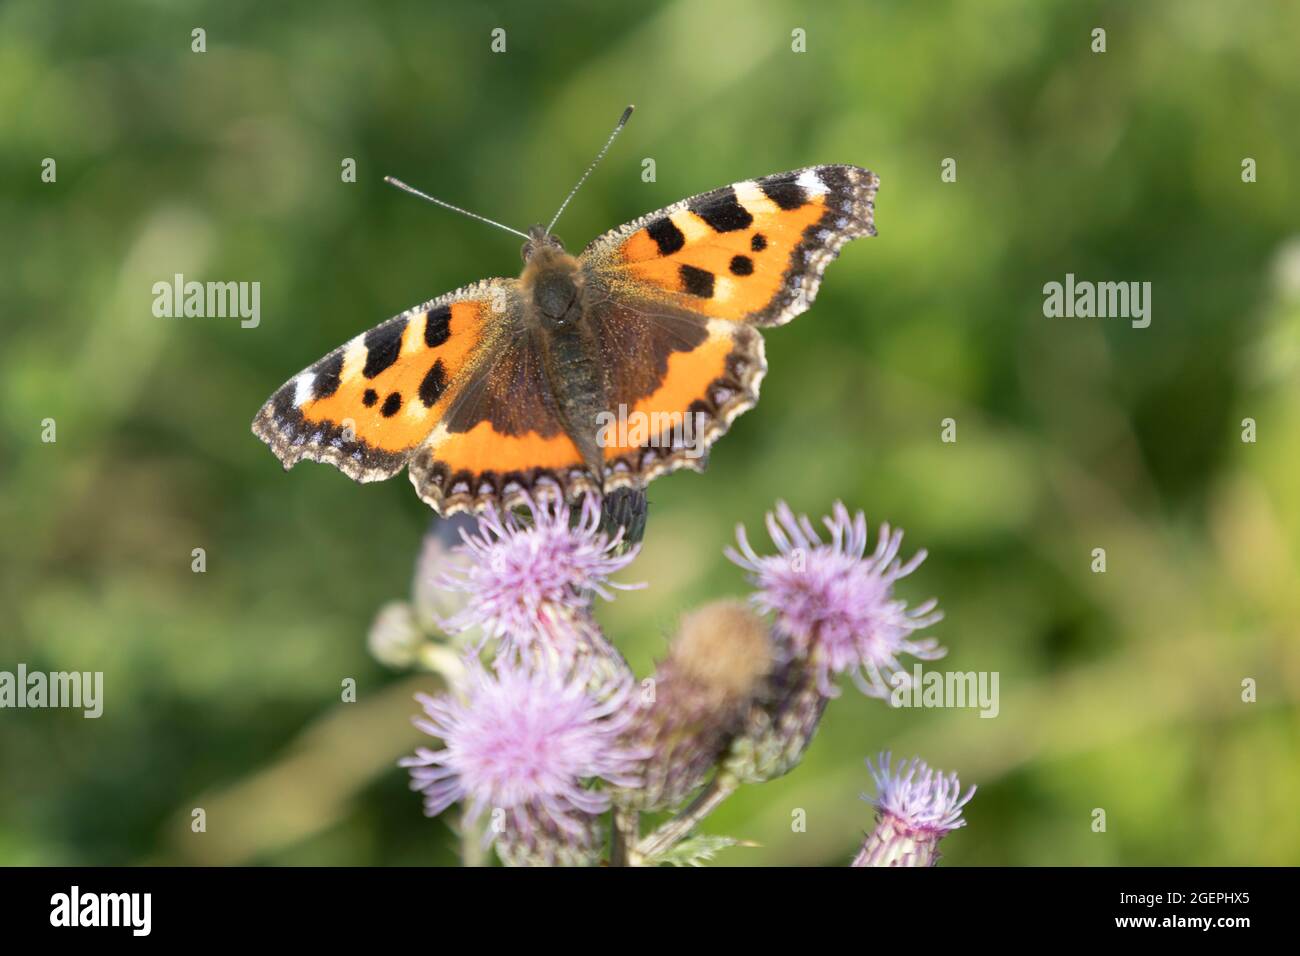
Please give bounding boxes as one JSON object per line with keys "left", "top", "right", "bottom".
{"left": 610, "top": 806, "right": 640, "bottom": 866}
{"left": 635, "top": 775, "right": 737, "bottom": 862}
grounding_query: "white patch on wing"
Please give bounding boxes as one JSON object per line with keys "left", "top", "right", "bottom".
{"left": 404, "top": 396, "right": 429, "bottom": 423}
{"left": 796, "top": 168, "right": 829, "bottom": 195}
{"left": 293, "top": 373, "right": 316, "bottom": 407}
{"left": 410, "top": 312, "right": 428, "bottom": 349}
{"left": 733, "top": 180, "right": 780, "bottom": 216}
{"left": 673, "top": 210, "right": 713, "bottom": 242}
{"left": 705, "top": 318, "right": 734, "bottom": 338}
{"left": 425, "top": 423, "right": 451, "bottom": 450}
{"left": 342, "top": 339, "right": 368, "bottom": 378}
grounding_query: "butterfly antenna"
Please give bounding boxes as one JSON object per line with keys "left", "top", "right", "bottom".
{"left": 383, "top": 176, "right": 531, "bottom": 240}
{"left": 546, "top": 104, "right": 634, "bottom": 236}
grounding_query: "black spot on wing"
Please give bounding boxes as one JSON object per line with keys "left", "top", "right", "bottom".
{"left": 645, "top": 217, "right": 686, "bottom": 255}
{"left": 751, "top": 233, "right": 767, "bottom": 252}
{"left": 689, "top": 187, "right": 753, "bottom": 232}
{"left": 381, "top": 392, "right": 403, "bottom": 417}
{"left": 363, "top": 318, "right": 408, "bottom": 378}
{"left": 759, "top": 173, "right": 808, "bottom": 210}
{"left": 424, "top": 305, "right": 451, "bottom": 348}
{"left": 312, "top": 352, "right": 344, "bottom": 399}
{"left": 679, "top": 264, "right": 715, "bottom": 298}
{"left": 419, "top": 359, "right": 448, "bottom": 408}
{"left": 729, "top": 255, "right": 754, "bottom": 276}
{"left": 362, "top": 389, "right": 378, "bottom": 407}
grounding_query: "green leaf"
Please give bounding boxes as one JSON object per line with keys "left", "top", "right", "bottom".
{"left": 651, "top": 835, "right": 754, "bottom": 867}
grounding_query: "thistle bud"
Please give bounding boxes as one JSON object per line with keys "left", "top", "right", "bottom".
{"left": 493, "top": 804, "right": 604, "bottom": 868}
{"left": 721, "top": 650, "right": 828, "bottom": 784}
{"left": 613, "top": 600, "right": 774, "bottom": 811}
{"left": 366, "top": 600, "right": 422, "bottom": 669}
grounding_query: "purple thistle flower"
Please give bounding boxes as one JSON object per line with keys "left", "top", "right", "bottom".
{"left": 868, "top": 751, "right": 974, "bottom": 833}
{"left": 727, "top": 500, "right": 944, "bottom": 698}
{"left": 399, "top": 658, "right": 642, "bottom": 855}
{"left": 437, "top": 494, "right": 642, "bottom": 661}
{"left": 852, "top": 752, "right": 975, "bottom": 867}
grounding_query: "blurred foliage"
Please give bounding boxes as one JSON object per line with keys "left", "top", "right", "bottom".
{"left": 2, "top": 0, "right": 1299, "bottom": 867}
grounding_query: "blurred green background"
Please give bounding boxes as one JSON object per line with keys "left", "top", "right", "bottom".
{"left": 3, "top": 0, "right": 1299, "bottom": 867}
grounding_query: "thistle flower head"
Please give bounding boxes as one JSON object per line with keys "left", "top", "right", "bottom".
{"left": 853, "top": 752, "right": 975, "bottom": 867}
{"left": 437, "top": 494, "right": 642, "bottom": 660}
{"left": 399, "top": 658, "right": 641, "bottom": 846}
{"left": 727, "top": 500, "right": 944, "bottom": 698}
{"left": 866, "top": 751, "right": 975, "bottom": 835}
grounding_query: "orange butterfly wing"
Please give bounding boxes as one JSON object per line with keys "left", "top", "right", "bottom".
{"left": 584, "top": 165, "right": 878, "bottom": 326}
{"left": 579, "top": 165, "right": 877, "bottom": 486}
{"left": 251, "top": 279, "right": 589, "bottom": 514}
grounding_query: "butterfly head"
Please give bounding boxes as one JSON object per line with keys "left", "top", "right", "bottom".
{"left": 521, "top": 224, "right": 566, "bottom": 263}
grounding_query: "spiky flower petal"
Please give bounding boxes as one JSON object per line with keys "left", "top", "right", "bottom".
{"left": 728, "top": 501, "right": 944, "bottom": 697}
{"left": 852, "top": 752, "right": 975, "bottom": 867}
{"left": 400, "top": 658, "right": 641, "bottom": 865}
{"left": 438, "top": 495, "right": 642, "bottom": 662}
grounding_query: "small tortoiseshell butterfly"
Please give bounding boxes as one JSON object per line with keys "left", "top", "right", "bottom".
{"left": 253, "top": 107, "right": 878, "bottom": 515}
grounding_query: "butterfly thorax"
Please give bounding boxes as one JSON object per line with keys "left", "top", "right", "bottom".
{"left": 520, "top": 241, "right": 608, "bottom": 485}
{"left": 521, "top": 242, "right": 582, "bottom": 326}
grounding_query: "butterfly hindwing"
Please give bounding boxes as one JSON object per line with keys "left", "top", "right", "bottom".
{"left": 582, "top": 164, "right": 878, "bottom": 327}
{"left": 408, "top": 322, "right": 592, "bottom": 515}
{"left": 581, "top": 287, "right": 766, "bottom": 489}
